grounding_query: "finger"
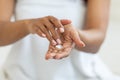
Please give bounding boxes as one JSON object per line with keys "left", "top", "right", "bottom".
{"left": 45, "top": 45, "right": 56, "bottom": 60}
{"left": 60, "top": 19, "right": 72, "bottom": 25}
{"left": 32, "top": 25, "right": 46, "bottom": 37}
{"left": 54, "top": 47, "right": 72, "bottom": 60}
{"left": 71, "top": 30, "right": 85, "bottom": 47}
{"left": 45, "top": 52, "right": 56, "bottom": 60}
{"left": 43, "top": 20, "right": 62, "bottom": 44}
{"left": 36, "top": 28, "right": 46, "bottom": 38}
{"left": 37, "top": 24, "right": 57, "bottom": 45}
{"left": 48, "top": 16, "right": 64, "bottom": 33}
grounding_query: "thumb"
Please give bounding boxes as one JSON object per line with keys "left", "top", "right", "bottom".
{"left": 60, "top": 19, "right": 72, "bottom": 25}
{"left": 72, "top": 30, "right": 85, "bottom": 47}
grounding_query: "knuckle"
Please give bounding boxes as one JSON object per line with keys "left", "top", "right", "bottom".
{"left": 51, "top": 20, "right": 61, "bottom": 28}
{"left": 48, "top": 23, "right": 53, "bottom": 28}
{"left": 47, "top": 15, "right": 54, "bottom": 18}
{"left": 51, "top": 18, "right": 57, "bottom": 22}
{"left": 42, "top": 18, "right": 47, "bottom": 22}
{"left": 55, "top": 24, "right": 61, "bottom": 28}
{"left": 35, "top": 22, "right": 42, "bottom": 27}
{"left": 48, "top": 16, "right": 58, "bottom": 21}
{"left": 44, "top": 30, "right": 49, "bottom": 34}
{"left": 40, "top": 17, "right": 48, "bottom": 23}
{"left": 46, "top": 24, "right": 54, "bottom": 30}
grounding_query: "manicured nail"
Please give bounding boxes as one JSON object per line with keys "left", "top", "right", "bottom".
{"left": 52, "top": 40, "right": 57, "bottom": 45}
{"left": 42, "top": 34, "right": 46, "bottom": 37}
{"left": 57, "top": 39, "right": 61, "bottom": 44}
{"left": 60, "top": 28, "right": 64, "bottom": 33}
{"left": 82, "top": 44, "right": 85, "bottom": 47}
{"left": 81, "top": 41, "right": 85, "bottom": 47}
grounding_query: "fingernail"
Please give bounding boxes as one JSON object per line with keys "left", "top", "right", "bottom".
{"left": 42, "top": 34, "right": 46, "bottom": 37}
{"left": 60, "top": 28, "right": 64, "bottom": 33}
{"left": 57, "top": 39, "right": 61, "bottom": 44}
{"left": 52, "top": 40, "right": 57, "bottom": 45}
{"left": 82, "top": 44, "right": 85, "bottom": 47}
{"left": 81, "top": 41, "right": 85, "bottom": 47}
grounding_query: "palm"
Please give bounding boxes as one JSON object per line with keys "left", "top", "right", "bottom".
{"left": 46, "top": 24, "right": 85, "bottom": 60}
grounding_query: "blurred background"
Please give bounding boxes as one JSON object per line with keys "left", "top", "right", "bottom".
{"left": 0, "top": 0, "right": 120, "bottom": 76}
{"left": 99, "top": 0, "right": 120, "bottom": 75}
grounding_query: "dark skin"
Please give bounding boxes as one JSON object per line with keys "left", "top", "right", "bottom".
{"left": 0, "top": 0, "right": 72, "bottom": 46}
{"left": 0, "top": 0, "right": 110, "bottom": 60}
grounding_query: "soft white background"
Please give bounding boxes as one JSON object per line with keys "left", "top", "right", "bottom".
{"left": 0, "top": 0, "right": 120, "bottom": 75}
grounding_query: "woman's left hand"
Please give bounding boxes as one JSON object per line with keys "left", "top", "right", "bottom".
{"left": 45, "top": 24, "right": 85, "bottom": 60}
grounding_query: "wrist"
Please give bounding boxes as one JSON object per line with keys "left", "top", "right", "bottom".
{"left": 23, "top": 19, "right": 35, "bottom": 34}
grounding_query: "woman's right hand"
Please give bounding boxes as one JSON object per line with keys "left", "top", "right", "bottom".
{"left": 25, "top": 16, "right": 71, "bottom": 45}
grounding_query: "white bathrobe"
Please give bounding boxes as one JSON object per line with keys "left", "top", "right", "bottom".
{"left": 1, "top": 0, "right": 120, "bottom": 80}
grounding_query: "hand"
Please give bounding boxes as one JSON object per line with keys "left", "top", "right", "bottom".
{"left": 25, "top": 16, "right": 71, "bottom": 45}
{"left": 45, "top": 24, "right": 85, "bottom": 60}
